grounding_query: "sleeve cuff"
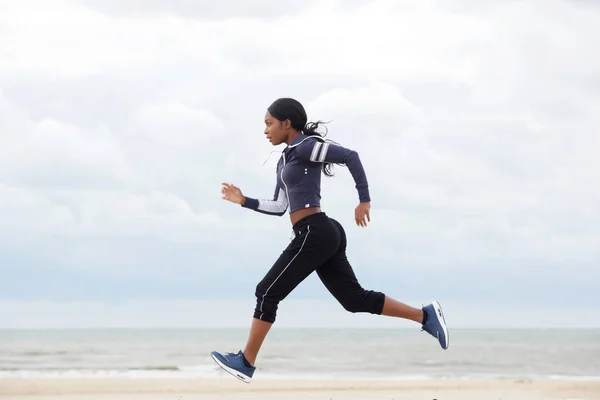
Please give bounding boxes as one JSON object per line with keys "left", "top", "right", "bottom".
{"left": 358, "top": 188, "right": 370, "bottom": 203}
{"left": 241, "top": 197, "right": 259, "bottom": 210}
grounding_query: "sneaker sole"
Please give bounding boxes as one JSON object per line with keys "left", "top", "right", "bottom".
{"left": 210, "top": 353, "right": 253, "bottom": 383}
{"left": 431, "top": 300, "right": 449, "bottom": 349}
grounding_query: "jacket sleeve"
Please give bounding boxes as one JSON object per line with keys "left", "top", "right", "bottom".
{"left": 241, "top": 158, "right": 288, "bottom": 216}
{"left": 295, "top": 137, "right": 371, "bottom": 203}
{"left": 241, "top": 181, "right": 288, "bottom": 216}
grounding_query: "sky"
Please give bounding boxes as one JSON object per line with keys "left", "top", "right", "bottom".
{"left": 0, "top": 0, "right": 599, "bottom": 329}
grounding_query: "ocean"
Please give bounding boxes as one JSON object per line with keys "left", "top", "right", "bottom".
{"left": 0, "top": 328, "right": 598, "bottom": 381}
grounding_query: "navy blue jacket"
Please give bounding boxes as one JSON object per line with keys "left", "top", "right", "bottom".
{"left": 242, "top": 135, "right": 370, "bottom": 216}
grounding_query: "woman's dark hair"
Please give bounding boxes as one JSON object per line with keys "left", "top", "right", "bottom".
{"left": 267, "top": 97, "right": 335, "bottom": 176}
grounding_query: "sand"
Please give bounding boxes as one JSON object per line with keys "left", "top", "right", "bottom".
{"left": 0, "top": 378, "right": 598, "bottom": 400}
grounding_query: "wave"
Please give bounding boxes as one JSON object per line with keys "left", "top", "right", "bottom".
{"left": 0, "top": 367, "right": 598, "bottom": 381}
{"left": 128, "top": 366, "right": 180, "bottom": 371}
{"left": 10, "top": 351, "right": 72, "bottom": 356}
{"left": 0, "top": 366, "right": 180, "bottom": 372}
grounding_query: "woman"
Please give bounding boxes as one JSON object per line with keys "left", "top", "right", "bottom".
{"left": 211, "top": 98, "right": 448, "bottom": 383}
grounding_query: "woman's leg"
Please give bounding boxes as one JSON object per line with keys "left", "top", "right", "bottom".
{"left": 243, "top": 318, "right": 272, "bottom": 366}
{"left": 315, "top": 218, "right": 388, "bottom": 316}
{"left": 380, "top": 296, "right": 424, "bottom": 323}
{"left": 239, "top": 215, "right": 340, "bottom": 366}
{"left": 316, "top": 218, "right": 448, "bottom": 349}
{"left": 211, "top": 224, "right": 332, "bottom": 383}
{"left": 241, "top": 229, "right": 320, "bottom": 366}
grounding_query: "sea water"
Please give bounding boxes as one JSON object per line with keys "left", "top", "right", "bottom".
{"left": 0, "top": 328, "right": 598, "bottom": 380}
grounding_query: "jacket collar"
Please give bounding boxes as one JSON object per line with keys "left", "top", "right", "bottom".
{"left": 288, "top": 134, "right": 311, "bottom": 148}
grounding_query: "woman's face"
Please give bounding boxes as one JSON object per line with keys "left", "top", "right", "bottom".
{"left": 264, "top": 111, "right": 289, "bottom": 146}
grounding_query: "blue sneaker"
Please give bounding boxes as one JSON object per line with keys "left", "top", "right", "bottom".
{"left": 421, "top": 301, "right": 449, "bottom": 349}
{"left": 210, "top": 350, "right": 256, "bottom": 383}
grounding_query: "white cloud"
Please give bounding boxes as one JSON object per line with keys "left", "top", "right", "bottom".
{"left": 251, "top": 0, "right": 488, "bottom": 83}
{"left": 307, "top": 82, "right": 426, "bottom": 137}
{"left": 0, "top": 88, "right": 224, "bottom": 243}
{"left": 75, "top": 0, "right": 320, "bottom": 19}
{"left": 133, "top": 101, "right": 225, "bottom": 140}
{"left": 0, "top": 2, "right": 158, "bottom": 77}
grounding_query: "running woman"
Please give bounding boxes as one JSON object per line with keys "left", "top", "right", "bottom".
{"left": 211, "top": 97, "right": 448, "bottom": 383}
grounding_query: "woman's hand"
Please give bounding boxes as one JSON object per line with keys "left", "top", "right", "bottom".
{"left": 221, "top": 182, "right": 246, "bottom": 205}
{"left": 355, "top": 201, "right": 371, "bottom": 227}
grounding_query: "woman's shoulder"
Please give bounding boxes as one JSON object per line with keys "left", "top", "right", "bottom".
{"left": 293, "top": 135, "right": 325, "bottom": 151}
{"left": 290, "top": 135, "right": 332, "bottom": 162}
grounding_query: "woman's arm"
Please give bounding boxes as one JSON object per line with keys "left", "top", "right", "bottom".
{"left": 221, "top": 181, "right": 288, "bottom": 217}
{"left": 295, "top": 138, "right": 370, "bottom": 203}
{"left": 240, "top": 181, "right": 288, "bottom": 216}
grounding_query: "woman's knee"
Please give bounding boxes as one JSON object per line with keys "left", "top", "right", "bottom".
{"left": 254, "top": 280, "right": 280, "bottom": 323}
{"left": 255, "top": 278, "right": 269, "bottom": 298}
{"left": 339, "top": 290, "right": 386, "bottom": 314}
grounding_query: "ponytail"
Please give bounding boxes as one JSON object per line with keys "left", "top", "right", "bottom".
{"left": 302, "top": 120, "right": 336, "bottom": 177}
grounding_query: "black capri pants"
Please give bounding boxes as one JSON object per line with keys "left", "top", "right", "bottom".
{"left": 254, "top": 212, "right": 386, "bottom": 323}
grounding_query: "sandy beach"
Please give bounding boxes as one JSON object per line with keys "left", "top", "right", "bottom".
{"left": 0, "top": 378, "right": 598, "bottom": 400}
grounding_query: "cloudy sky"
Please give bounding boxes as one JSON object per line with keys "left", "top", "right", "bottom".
{"left": 1, "top": 0, "right": 598, "bottom": 329}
